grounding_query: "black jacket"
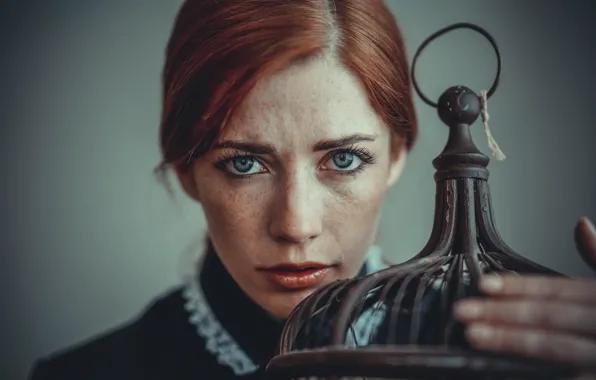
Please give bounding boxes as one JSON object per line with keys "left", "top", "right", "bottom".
{"left": 27, "top": 250, "right": 286, "bottom": 380}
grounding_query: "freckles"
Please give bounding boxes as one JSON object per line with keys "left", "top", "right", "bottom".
{"left": 199, "top": 178, "right": 270, "bottom": 234}
{"left": 334, "top": 168, "right": 387, "bottom": 203}
{"left": 327, "top": 178, "right": 386, "bottom": 224}
{"left": 214, "top": 189, "right": 266, "bottom": 220}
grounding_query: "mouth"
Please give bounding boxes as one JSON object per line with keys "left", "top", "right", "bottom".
{"left": 260, "top": 262, "right": 334, "bottom": 290}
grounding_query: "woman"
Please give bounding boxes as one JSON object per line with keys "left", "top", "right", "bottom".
{"left": 28, "top": 0, "right": 596, "bottom": 379}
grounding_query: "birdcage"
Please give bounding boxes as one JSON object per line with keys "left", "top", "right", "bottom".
{"left": 265, "top": 23, "right": 579, "bottom": 380}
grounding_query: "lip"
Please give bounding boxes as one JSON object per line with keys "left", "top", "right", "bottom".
{"left": 260, "top": 262, "right": 333, "bottom": 290}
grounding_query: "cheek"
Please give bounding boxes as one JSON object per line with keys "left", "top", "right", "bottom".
{"left": 328, "top": 181, "right": 384, "bottom": 218}
{"left": 330, "top": 154, "right": 390, "bottom": 211}
{"left": 194, "top": 169, "right": 271, "bottom": 240}
{"left": 324, "top": 163, "right": 389, "bottom": 242}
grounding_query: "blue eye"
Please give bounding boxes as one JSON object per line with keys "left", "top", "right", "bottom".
{"left": 232, "top": 156, "right": 255, "bottom": 173}
{"left": 328, "top": 151, "right": 362, "bottom": 171}
{"left": 332, "top": 152, "right": 355, "bottom": 169}
{"left": 216, "top": 154, "right": 268, "bottom": 177}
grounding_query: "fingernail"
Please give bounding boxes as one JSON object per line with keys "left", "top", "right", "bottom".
{"left": 467, "top": 324, "right": 494, "bottom": 342}
{"left": 481, "top": 276, "right": 503, "bottom": 293}
{"left": 453, "top": 301, "right": 482, "bottom": 319}
{"left": 581, "top": 217, "right": 596, "bottom": 236}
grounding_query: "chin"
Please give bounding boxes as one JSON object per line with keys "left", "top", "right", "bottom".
{"left": 262, "top": 288, "right": 319, "bottom": 320}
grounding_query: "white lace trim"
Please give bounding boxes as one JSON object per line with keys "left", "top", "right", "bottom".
{"left": 182, "top": 279, "right": 260, "bottom": 375}
{"left": 182, "top": 245, "right": 388, "bottom": 376}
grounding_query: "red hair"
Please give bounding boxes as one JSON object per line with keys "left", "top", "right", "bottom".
{"left": 157, "top": 0, "right": 417, "bottom": 174}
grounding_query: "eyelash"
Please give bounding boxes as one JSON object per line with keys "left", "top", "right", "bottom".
{"left": 213, "top": 151, "right": 262, "bottom": 180}
{"left": 323, "top": 145, "right": 377, "bottom": 177}
{"left": 214, "top": 145, "right": 377, "bottom": 180}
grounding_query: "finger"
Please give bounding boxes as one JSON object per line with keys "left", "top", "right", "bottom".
{"left": 478, "top": 275, "right": 596, "bottom": 304}
{"left": 454, "top": 298, "right": 596, "bottom": 337}
{"left": 465, "top": 323, "right": 596, "bottom": 369}
{"left": 575, "top": 217, "right": 596, "bottom": 272}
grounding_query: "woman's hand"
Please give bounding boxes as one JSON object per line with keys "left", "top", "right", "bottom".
{"left": 454, "top": 217, "right": 596, "bottom": 374}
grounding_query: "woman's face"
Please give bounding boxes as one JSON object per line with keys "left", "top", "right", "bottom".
{"left": 179, "top": 57, "right": 405, "bottom": 319}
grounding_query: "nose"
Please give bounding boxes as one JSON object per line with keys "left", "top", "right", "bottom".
{"left": 269, "top": 172, "right": 323, "bottom": 244}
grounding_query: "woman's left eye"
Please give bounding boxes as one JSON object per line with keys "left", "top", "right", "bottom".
{"left": 324, "top": 151, "right": 363, "bottom": 172}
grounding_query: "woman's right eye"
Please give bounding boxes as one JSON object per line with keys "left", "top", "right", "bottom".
{"left": 222, "top": 156, "right": 268, "bottom": 177}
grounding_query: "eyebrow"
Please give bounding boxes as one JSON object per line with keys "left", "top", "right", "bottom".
{"left": 313, "top": 133, "right": 377, "bottom": 151}
{"left": 212, "top": 133, "right": 377, "bottom": 154}
{"left": 211, "top": 141, "right": 276, "bottom": 154}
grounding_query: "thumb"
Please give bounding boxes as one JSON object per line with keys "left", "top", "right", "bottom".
{"left": 574, "top": 217, "right": 596, "bottom": 272}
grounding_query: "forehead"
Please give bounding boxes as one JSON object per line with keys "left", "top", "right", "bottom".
{"left": 222, "top": 57, "right": 386, "bottom": 145}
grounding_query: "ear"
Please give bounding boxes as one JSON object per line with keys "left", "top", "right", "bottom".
{"left": 175, "top": 164, "right": 202, "bottom": 203}
{"left": 387, "top": 145, "right": 406, "bottom": 188}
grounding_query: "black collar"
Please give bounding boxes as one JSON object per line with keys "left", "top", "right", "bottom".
{"left": 198, "top": 241, "right": 369, "bottom": 368}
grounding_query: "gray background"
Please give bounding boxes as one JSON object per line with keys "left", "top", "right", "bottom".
{"left": 2, "top": 1, "right": 595, "bottom": 379}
